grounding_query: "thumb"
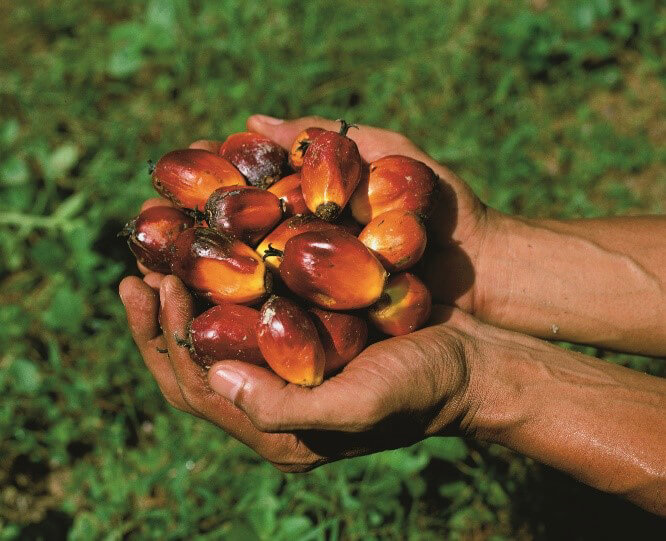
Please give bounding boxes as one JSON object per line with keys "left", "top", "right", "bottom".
{"left": 246, "top": 114, "right": 340, "bottom": 150}
{"left": 207, "top": 360, "right": 384, "bottom": 433}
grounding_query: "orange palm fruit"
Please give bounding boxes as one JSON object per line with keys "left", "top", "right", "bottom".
{"left": 204, "top": 186, "right": 283, "bottom": 246}
{"left": 256, "top": 296, "right": 325, "bottom": 386}
{"left": 368, "top": 273, "right": 432, "bottom": 336}
{"left": 218, "top": 132, "right": 287, "bottom": 189}
{"left": 267, "top": 173, "right": 310, "bottom": 217}
{"left": 264, "top": 229, "right": 387, "bottom": 310}
{"left": 288, "top": 127, "right": 325, "bottom": 170}
{"left": 308, "top": 308, "right": 367, "bottom": 374}
{"left": 300, "top": 120, "right": 363, "bottom": 221}
{"left": 180, "top": 305, "right": 264, "bottom": 368}
{"left": 151, "top": 149, "right": 246, "bottom": 210}
{"left": 358, "top": 210, "right": 427, "bottom": 272}
{"left": 350, "top": 155, "right": 438, "bottom": 224}
{"left": 170, "top": 227, "right": 271, "bottom": 305}
{"left": 120, "top": 206, "right": 193, "bottom": 273}
{"left": 256, "top": 215, "right": 344, "bottom": 272}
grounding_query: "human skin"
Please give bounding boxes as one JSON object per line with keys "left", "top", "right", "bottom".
{"left": 120, "top": 114, "right": 666, "bottom": 515}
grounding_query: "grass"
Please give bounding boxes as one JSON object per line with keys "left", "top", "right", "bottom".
{"left": 1, "top": 0, "right": 664, "bottom": 539}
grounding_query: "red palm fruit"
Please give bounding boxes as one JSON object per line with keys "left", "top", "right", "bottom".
{"left": 368, "top": 273, "right": 432, "bottom": 336}
{"left": 267, "top": 173, "right": 310, "bottom": 217}
{"left": 288, "top": 127, "right": 325, "bottom": 170}
{"left": 204, "top": 186, "right": 283, "bottom": 246}
{"left": 181, "top": 305, "right": 264, "bottom": 368}
{"left": 358, "top": 210, "right": 427, "bottom": 272}
{"left": 256, "top": 296, "right": 325, "bottom": 386}
{"left": 152, "top": 149, "right": 246, "bottom": 210}
{"left": 264, "top": 229, "right": 387, "bottom": 310}
{"left": 170, "top": 227, "right": 271, "bottom": 305}
{"left": 350, "top": 155, "right": 438, "bottom": 224}
{"left": 218, "top": 132, "right": 288, "bottom": 189}
{"left": 256, "top": 215, "right": 344, "bottom": 272}
{"left": 120, "top": 206, "right": 193, "bottom": 273}
{"left": 308, "top": 308, "right": 367, "bottom": 374}
{"left": 301, "top": 120, "right": 363, "bottom": 221}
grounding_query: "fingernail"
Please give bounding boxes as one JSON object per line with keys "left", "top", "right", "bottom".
{"left": 118, "top": 291, "right": 127, "bottom": 306}
{"left": 253, "top": 114, "right": 284, "bottom": 125}
{"left": 209, "top": 367, "right": 245, "bottom": 402}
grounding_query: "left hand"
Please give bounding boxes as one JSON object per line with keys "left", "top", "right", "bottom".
{"left": 119, "top": 273, "right": 482, "bottom": 471}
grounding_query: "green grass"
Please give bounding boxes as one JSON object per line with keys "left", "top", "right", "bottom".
{"left": 1, "top": 0, "right": 665, "bottom": 539}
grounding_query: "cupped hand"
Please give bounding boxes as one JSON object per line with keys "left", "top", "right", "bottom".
{"left": 119, "top": 273, "right": 483, "bottom": 471}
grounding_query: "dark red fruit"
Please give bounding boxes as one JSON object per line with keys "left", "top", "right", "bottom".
{"left": 256, "top": 296, "right": 325, "bottom": 386}
{"left": 151, "top": 149, "right": 246, "bottom": 210}
{"left": 358, "top": 210, "right": 427, "bottom": 271}
{"left": 182, "top": 305, "right": 263, "bottom": 368}
{"left": 350, "top": 155, "right": 438, "bottom": 224}
{"left": 256, "top": 215, "right": 346, "bottom": 272}
{"left": 308, "top": 308, "right": 367, "bottom": 374}
{"left": 171, "top": 227, "right": 271, "bottom": 305}
{"left": 368, "top": 273, "right": 432, "bottom": 336}
{"left": 267, "top": 173, "right": 310, "bottom": 217}
{"left": 218, "top": 132, "right": 288, "bottom": 189}
{"left": 264, "top": 229, "right": 387, "bottom": 310}
{"left": 205, "top": 186, "right": 283, "bottom": 246}
{"left": 120, "top": 206, "right": 194, "bottom": 273}
{"left": 301, "top": 120, "right": 363, "bottom": 221}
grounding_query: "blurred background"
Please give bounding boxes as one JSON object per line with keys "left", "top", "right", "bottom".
{"left": 1, "top": 0, "right": 664, "bottom": 539}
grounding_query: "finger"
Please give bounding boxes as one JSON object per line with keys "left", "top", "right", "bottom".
{"left": 207, "top": 359, "right": 386, "bottom": 433}
{"left": 144, "top": 335, "right": 199, "bottom": 415}
{"left": 140, "top": 197, "right": 173, "bottom": 212}
{"left": 189, "top": 140, "right": 223, "bottom": 153}
{"left": 157, "top": 276, "right": 310, "bottom": 459}
{"left": 246, "top": 114, "right": 451, "bottom": 175}
{"left": 143, "top": 272, "right": 164, "bottom": 290}
{"left": 119, "top": 276, "right": 161, "bottom": 345}
{"left": 137, "top": 261, "right": 152, "bottom": 275}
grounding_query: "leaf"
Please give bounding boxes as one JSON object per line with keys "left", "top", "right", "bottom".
{"left": 44, "top": 143, "right": 79, "bottom": 181}
{"left": 423, "top": 437, "right": 468, "bottom": 462}
{"left": 42, "top": 285, "right": 85, "bottom": 334}
{"left": 0, "top": 156, "right": 29, "bottom": 185}
{"left": 10, "top": 358, "right": 42, "bottom": 394}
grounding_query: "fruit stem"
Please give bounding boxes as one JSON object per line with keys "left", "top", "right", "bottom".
{"left": 297, "top": 139, "right": 311, "bottom": 156}
{"left": 262, "top": 243, "right": 284, "bottom": 260}
{"left": 147, "top": 159, "right": 156, "bottom": 175}
{"left": 117, "top": 218, "right": 136, "bottom": 238}
{"left": 336, "top": 119, "right": 358, "bottom": 137}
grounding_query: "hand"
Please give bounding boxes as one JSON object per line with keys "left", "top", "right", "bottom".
{"left": 119, "top": 273, "right": 482, "bottom": 471}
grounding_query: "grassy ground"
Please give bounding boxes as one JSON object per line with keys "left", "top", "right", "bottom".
{"left": 1, "top": 0, "right": 664, "bottom": 539}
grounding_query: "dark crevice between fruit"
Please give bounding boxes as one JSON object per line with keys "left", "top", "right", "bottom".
{"left": 147, "top": 159, "right": 155, "bottom": 175}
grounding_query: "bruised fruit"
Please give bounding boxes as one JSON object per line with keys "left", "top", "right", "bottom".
{"left": 264, "top": 229, "right": 387, "bottom": 310}
{"left": 301, "top": 120, "right": 363, "bottom": 221}
{"left": 152, "top": 149, "right": 246, "bottom": 210}
{"left": 368, "top": 273, "right": 431, "bottom": 336}
{"left": 205, "top": 186, "right": 283, "bottom": 245}
{"left": 350, "top": 155, "right": 438, "bottom": 224}
{"left": 288, "top": 127, "right": 325, "bottom": 170}
{"left": 120, "top": 206, "right": 193, "bottom": 273}
{"left": 219, "top": 132, "right": 288, "bottom": 189}
{"left": 170, "top": 227, "right": 271, "bottom": 305}
{"left": 256, "top": 214, "right": 344, "bottom": 271}
{"left": 308, "top": 308, "right": 367, "bottom": 374}
{"left": 181, "top": 305, "right": 264, "bottom": 368}
{"left": 267, "top": 173, "right": 310, "bottom": 217}
{"left": 256, "top": 296, "right": 325, "bottom": 386}
{"left": 358, "top": 210, "right": 427, "bottom": 272}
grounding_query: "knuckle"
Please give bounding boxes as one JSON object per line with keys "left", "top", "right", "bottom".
{"left": 251, "top": 406, "right": 279, "bottom": 432}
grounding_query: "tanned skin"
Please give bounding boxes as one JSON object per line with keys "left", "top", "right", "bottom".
{"left": 120, "top": 115, "right": 666, "bottom": 516}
